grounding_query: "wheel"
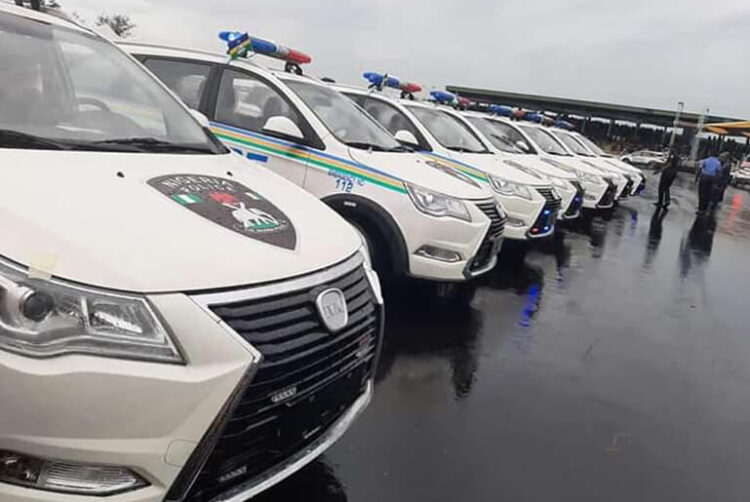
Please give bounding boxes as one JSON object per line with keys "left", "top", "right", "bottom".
{"left": 348, "top": 218, "right": 392, "bottom": 280}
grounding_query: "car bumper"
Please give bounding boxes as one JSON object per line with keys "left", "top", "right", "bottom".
{"left": 556, "top": 184, "right": 581, "bottom": 220}
{"left": 402, "top": 199, "right": 503, "bottom": 281}
{"left": 581, "top": 182, "right": 608, "bottom": 209}
{"left": 0, "top": 257, "right": 382, "bottom": 502}
{"left": 497, "top": 193, "right": 553, "bottom": 241}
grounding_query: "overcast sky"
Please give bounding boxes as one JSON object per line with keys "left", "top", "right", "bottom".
{"left": 62, "top": 0, "right": 750, "bottom": 119}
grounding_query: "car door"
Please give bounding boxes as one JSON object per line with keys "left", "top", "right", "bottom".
{"left": 206, "top": 68, "right": 320, "bottom": 187}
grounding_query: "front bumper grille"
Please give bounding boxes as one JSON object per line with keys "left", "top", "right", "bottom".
{"left": 528, "top": 187, "right": 561, "bottom": 237}
{"left": 171, "top": 258, "right": 382, "bottom": 502}
{"left": 597, "top": 179, "right": 617, "bottom": 208}
{"left": 563, "top": 180, "right": 584, "bottom": 218}
{"left": 469, "top": 201, "right": 506, "bottom": 273}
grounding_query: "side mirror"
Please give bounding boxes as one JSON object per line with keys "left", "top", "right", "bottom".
{"left": 394, "top": 129, "right": 419, "bottom": 147}
{"left": 262, "top": 116, "right": 304, "bottom": 142}
{"left": 515, "top": 140, "right": 530, "bottom": 153}
{"left": 190, "top": 109, "right": 210, "bottom": 128}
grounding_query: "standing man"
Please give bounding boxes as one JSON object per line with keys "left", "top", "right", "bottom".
{"left": 712, "top": 152, "right": 733, "bottom": 208}
{"left": 655, "top": 150, "right": 679, "bottom": 208}
{"left": 695, "top": 152, "right": 722, "bottom": 214}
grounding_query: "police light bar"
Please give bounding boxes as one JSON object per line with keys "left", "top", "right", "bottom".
{"left": 219, "top": 31, "right": 312, "bottom": 64}
{"left": 489, "top": 105, "right": 513, "bottom": 117}
{"left": 363, "top": 72, "right": 422, "bottom": 93}
{"left": 430, "top": 90, "right": 457, "bottom": 105}
{"left": 553, "top": 120, "right": 574, "bottom": 130}
{"left": 457, "top": 97, "right": 472, "bottom": 109}
{"left": 525, "top": 112, "right": 545, "bottom": 124}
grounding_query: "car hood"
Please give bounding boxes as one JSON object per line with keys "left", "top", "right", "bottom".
{"left": 347, "top": 148, "right": 492, "bottom": 200}
{"left": 538, "top": 155, "right": 612, "bottom": 178}
{"left": 578, "top": 156, "right": 630, "bottom": 178}
{"left": 600, "top": 156, "right": 644, "bottom": 177}
{"left": 427, "top": 151, "right": 550, "bottom": 186}
{"left": 0, "top": 150, "right": 360, "bottom": 293}
{"left": 500, "top": 152, "right": 577, "bottom": 180}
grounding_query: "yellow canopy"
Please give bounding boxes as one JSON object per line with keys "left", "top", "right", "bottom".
{"left": 704, "top": 120, "right": 750, "bottom": 136}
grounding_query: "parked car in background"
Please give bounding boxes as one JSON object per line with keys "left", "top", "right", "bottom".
{"left": 125, "top": 40, "right": 505, "bottom": 293}
{"left": 0, "top": 7, "right": 383, "bottom": 502}
{"left": 620, "top": 149, "right": 667, "bottom": 168}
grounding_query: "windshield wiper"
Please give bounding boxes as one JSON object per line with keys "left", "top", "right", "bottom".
{"left": 0, "top": 129, "right": 72, "bottom": 150}
{"left": 344, "top": 141, "right": 390, "bottom": 152}
{"left": 445, "top": 145, "right": 486, "bottom": 154}
{"left": 91, "top": 137, "right": 214, "bottom": 154}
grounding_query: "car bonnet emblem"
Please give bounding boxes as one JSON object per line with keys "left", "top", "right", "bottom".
{"left": 315, "top": 288, "right": 348, "bottom": 332}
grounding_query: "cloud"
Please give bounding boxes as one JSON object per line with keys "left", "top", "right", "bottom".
{"left": 62, "top": 0, "right": 750, "bottom": 118}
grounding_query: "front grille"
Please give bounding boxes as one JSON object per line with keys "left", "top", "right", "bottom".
{"left": 597, "top": 179, "right": 618, "bottom": 207}
{"left": 470, "top": 201, "right": 506, "bottom": 272}
{"left": 528, "top": 187, "right": 562, "bottom": 237}
{"left": 564, "top": 180, "right": 584, "bottom": 217}
{"left": 175, "top": 263, "right": 381, "bottom": 502}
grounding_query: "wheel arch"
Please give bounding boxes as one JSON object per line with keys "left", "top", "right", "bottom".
{"left": 322, "top": 193, "right": 409, "bottom": 276}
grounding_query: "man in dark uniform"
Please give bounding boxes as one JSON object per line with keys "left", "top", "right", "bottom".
{"left": 712, "top": 152, "right": 733, "bottom": 209}
{"left": 655, "top": 150, "right": 679, "bottom": 208}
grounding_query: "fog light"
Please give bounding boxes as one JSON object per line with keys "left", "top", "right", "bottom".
{"left": 0, "top": 449, "right": 147, "bottom": 495}
{"left": 506, "top": 216, "right": 526, "bottom": 227}
{"left": 415, "top": 246, "right": 462, "bottom": 263}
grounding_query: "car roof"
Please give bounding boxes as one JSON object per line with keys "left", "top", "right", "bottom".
{"left": 0, "top": 2, "right": 90, "bottom": 34}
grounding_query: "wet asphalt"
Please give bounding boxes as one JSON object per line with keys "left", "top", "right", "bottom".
{"left": 255, "top": 172, "right": 750, "bottom": 502}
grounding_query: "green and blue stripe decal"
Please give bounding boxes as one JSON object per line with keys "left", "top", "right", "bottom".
{"left": 419, "top": 151, "right": 489, "bottom": 184}
{"left": 211, "top": 122, "right": 408, "bottom": 194}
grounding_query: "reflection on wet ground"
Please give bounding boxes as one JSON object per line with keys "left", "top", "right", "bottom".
{"left": 257, "top": 174, "right": 750, "bottom": 502}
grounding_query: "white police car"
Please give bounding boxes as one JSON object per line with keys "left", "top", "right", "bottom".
{"left": 336, "top": 79, "right": 559, "bottom": 240}
{"left": 549, "top": 128, "right": 643, "bottom": 198}
{"left": 0, "top": 6, "right": 383, "bottom": 502}
{"left": 566, "top": 131, "right": 645, "bottom": 196}
{"left": 477, "top": 116, "right": 618, "bottom": 209}
{"left": 124, "top": 36, "right": 505, "bottom": 287}
{"left": 458, "top": 108, "right": 585, "bottom": 220}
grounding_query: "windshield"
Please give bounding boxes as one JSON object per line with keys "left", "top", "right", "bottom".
{"left": 520, "top": 125, "right": 570, "bottom": 156}
{"left": 466, "top": 117, "right": 524, "bottom": 153}
{"left": 0, "top": 12, "right": 223, "bottom": 154}
{"left": 575, "top": 134, "right": 606, "bottom": 156}
{"left": 551, "top": 131, "right": 595, "bottom": 157}
{"left": 284, "top": 80, "right": 403, "bottom": 152}
{"left": 406, "top": 106, "right": 488, "bottom": 153}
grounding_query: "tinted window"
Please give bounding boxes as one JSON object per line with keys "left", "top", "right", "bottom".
{"left": 520, "top": 125, "right": 570, "bottom": 156}
{"left": 216, "top": 69, "right": 305, "bottom": 138}
{"left": 552, "top": 130, "right": 594, "bottom": 156}
{"left": 284, "top": 80, "right": 402, "bottom": 152}
{"left": 360, "top": 96, "right": 428, "bottom": 149}
{"left": 466, "top": 117, "right": 525, "bottom": 153}
{"left": 0, "top": 12, "right": 221, "bottom": 153}
{"left": 144, "top": 58, "right": 211, "bottom": 110}
{"left": 406, "top": 106, "right": 488, "bottom": 153}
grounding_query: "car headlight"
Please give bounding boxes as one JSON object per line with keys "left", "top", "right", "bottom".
{"left": 405, "top": 183, "right": 471, "bottom": 222}
{"left": 0, "top": 258, "right": 182, "bottom": 363}
{"left": 581, "top": 172, "right": 605, "bottom": 185}
{"left": 487, "top": 175, "right": 534, "bottom": 200}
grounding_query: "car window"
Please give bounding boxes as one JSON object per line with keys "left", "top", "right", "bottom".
{"left": 216, "top": 69, "right": 305, "bottom": 139}
{"left": 520, "top": 125, "right": 570, "bottom": 156}
{"left": 405, "top": 105, "right": 488, "bottom": 153}
{"left": 552, "top": 130, "right": 595, "bottom": 156}
{"left": 466, "top": 117, "right": 524, "bottom": 153}
{"left": 283, "top": 79, "right": 403, "bottom": 152}
{"left": 359, "top": 96, "right": 428, "bottom": 149}
{"left": 143, "top": 58, "right": 211, "bottom": 110}
{"left": 0, "top": 12, "right": 223, "bottom": 153}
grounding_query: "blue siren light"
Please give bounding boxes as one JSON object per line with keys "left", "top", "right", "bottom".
{"left": 218, "top": 30, "right": 311, "bottom": 64}
{"left": 489, "top": 104, "right": 514, "bottom": 117}
{"left": 430, "top": 90, "right": 457, "bottom": 105}
{"left": 363, "top": 72, "right": 422, "bottom": 93}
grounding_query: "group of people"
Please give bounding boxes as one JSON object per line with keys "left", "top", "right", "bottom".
{"left": 654, "top": 150, "right": 733, "bottom": 214}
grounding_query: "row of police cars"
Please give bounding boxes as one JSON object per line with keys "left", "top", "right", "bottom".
{"left": 0, "top": 5, "right": 644, "bottom": 502}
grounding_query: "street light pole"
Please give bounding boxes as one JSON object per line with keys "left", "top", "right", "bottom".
{"left": 668, "top": 101, "right": 684, "bottom": 151}
{"left": 689, "top": 107, "right": 709, "bottom": 173}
